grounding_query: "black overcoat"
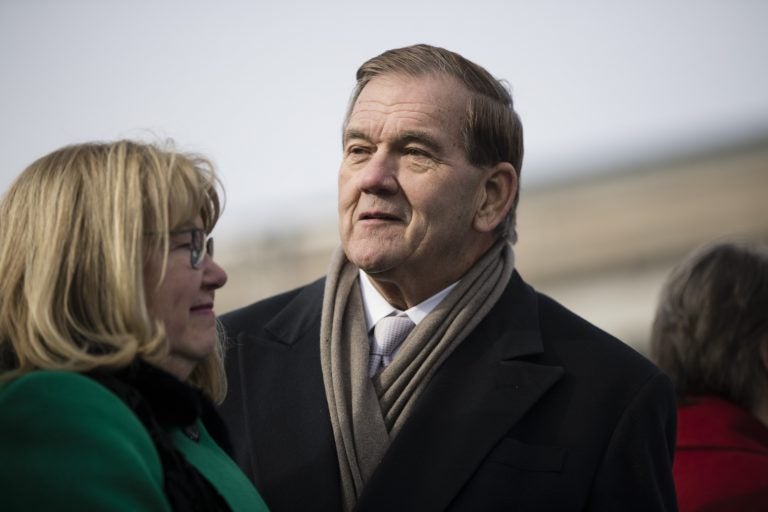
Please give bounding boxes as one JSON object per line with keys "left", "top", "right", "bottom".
{"left": 220, "top": 272, "right": 677, "bottom": 511}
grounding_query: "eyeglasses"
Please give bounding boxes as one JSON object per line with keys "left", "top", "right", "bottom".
{"left": 169, "top": 228, "right": 214, "bottom": 269}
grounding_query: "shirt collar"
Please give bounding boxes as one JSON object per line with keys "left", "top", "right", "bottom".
{"left": 358, "top": 269, "right": 459, "bottom": 331}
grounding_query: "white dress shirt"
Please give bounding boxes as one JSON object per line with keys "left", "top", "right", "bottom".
{"left": 358, "top": 270, "right": 458, "bottom": 360}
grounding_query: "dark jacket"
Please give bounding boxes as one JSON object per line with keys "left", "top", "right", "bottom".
{"left": 220, "top": 271, "right": 678, "bottom": 511}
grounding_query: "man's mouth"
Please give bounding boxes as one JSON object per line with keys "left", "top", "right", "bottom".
{"left": 359, "top": 211, "right": 401, "bottom": 221}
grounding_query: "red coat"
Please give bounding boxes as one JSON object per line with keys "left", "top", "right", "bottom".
{"left": 675, "top": 396, "right": 768, "bottom": 511}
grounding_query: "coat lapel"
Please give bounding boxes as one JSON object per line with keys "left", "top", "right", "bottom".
{"left": 237, "top": 279, "right": 346, "bottom": 510}
{"left": 357, "top": 273, "right": 564, "bottom": 511}
{"left": 262, "top": 278, "right": 325, "bottom": 347}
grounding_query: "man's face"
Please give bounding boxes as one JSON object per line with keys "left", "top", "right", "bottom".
{"left": 338, "top": 73, "right": 492, "bottom": 299}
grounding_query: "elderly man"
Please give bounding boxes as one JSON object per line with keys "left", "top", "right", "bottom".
{"left": 220, "top": 44, "right": 677, "bottom": 511}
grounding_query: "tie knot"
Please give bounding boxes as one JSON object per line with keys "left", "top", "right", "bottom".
{"left": 374, "top": 314, "right": 415, "bottom": 356}
{"left": 369, "top": 314, "right": 415, "bottom": 376}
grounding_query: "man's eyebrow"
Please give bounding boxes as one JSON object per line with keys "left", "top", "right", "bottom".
{"left": 342, "top": 129, "right": 370, "bottom": 146}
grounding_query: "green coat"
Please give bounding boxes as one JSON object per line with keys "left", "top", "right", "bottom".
{"left": 0, "top": 370, "right": 269, "bottom": 512}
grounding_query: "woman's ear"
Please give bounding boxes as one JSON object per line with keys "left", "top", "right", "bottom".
{"left": 473, "top": 162, "right": 517, "bottom": 233}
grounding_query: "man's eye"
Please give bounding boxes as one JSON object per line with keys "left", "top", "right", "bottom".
{"left": 345, "top": 145, "right": 373, "bottom": 163}
{"left": 404, "top": 147, "right": 430, "bottom": 158}
{"left": 347, "top": 146, "right": 369, "bottom": 155}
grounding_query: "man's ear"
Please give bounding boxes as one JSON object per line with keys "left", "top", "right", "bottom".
{"left": 473, "top": 162, "right": 517, "bottom": 233}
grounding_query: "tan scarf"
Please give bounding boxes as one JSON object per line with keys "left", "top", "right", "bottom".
{"left": 319, "top": 239, "right": 515, "bottom": 511}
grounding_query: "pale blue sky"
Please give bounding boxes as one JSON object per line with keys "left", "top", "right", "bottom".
{"left": 2, "top": 0, "right": 767, "bottom": 239}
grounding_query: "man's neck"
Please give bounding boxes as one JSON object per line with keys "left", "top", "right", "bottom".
{"left": 359, "top": 269, "right": 458, "bottom": 328}
{"left": 366, "top": 274, "right": 456, "bottom": 310}
{"left": 364, "top": 239, "right": 495, "bottom": 309}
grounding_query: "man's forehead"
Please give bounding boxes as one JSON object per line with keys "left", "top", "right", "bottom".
{"left": 355, "top": 72, "right": 468, "bottom": 107}
{"left": 345, "top": 74, "right": 468, "bottom": 138}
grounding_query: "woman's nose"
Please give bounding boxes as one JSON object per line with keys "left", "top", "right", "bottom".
{"left": 203, "top": 256, "right": 228, "bottom": 289}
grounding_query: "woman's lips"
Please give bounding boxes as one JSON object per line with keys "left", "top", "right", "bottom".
{"left": 190, "top": 303, "right": 214, "bottom": 314}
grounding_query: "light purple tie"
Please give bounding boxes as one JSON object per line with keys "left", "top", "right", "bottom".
{"left": 368, "top": 313, "right": 415, "bottom": 377}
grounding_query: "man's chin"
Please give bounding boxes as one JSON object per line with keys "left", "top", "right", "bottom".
{"left": 350, "top": 258, "right": 396, "bottom": 276}
{"left": 344, "top": 245, "right": 397, "bottom": 274}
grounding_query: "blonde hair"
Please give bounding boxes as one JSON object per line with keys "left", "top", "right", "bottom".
{"left": 0, "top": 140, "right": 227, "bottom": 402}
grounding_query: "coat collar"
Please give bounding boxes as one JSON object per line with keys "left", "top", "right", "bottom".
{"left": 88, "top": 358, "right": 206, "bottom": 427}
{"left": 263, "top": 277, "right": 325, "bottom": 346}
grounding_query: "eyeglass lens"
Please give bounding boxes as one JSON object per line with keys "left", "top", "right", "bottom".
{"left": 191, "top": 230, "right": 214, "bottom": 268}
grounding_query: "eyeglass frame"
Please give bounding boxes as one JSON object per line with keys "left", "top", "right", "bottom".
{"left": 168, "top": 228, "right": 214, "bottom": 269}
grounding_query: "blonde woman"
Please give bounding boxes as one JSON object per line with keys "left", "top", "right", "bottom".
{"left": 0, "top": 141, "right": 268, "bottom": 512}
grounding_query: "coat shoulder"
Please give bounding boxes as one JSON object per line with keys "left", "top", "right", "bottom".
{"left": 0, "top": 371, "right": 168, "bottom": 510}
{"left": 221, "top": 277, "right": 326, "bottom": 334}
{"left": 534, "top": 289, "right": 660, "bottom": 380}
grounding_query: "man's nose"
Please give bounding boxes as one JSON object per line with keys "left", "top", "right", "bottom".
{"left": 358, "top": 151, "right": 399, "bottom": 195}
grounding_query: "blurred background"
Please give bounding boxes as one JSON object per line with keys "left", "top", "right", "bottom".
{"left": 2, "top": 0, "right": 767, "bottom": 354}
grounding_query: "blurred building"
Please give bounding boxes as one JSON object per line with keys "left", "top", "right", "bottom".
{"left": 216, "top": 135, "right": 768, "bottom": 355}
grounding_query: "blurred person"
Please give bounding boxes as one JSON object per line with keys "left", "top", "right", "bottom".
{"left": 0, "top": 141, "right": 269, "bottom": 512}
{"left": 651, "top": 240, "right": 768, "bottom": 511}
{"left": 221, "top": 44, "right": 677, "bottom": 511}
